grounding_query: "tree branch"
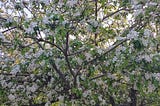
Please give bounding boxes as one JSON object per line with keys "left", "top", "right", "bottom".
{"left": 0, "top": 73, "right": 29, "bottom": 76}
{"left": 49, "top": 59, "right": 66, "bottom": 82}
{"left": 102, "top": 8, "right": 133, "bottom": 21}
{"left": 84, "top": 38, "right": 127, "bottom": 66}
{"left": 129, "top": 88, "right": 137, "bottom": 106}
{"left": 109, "top": 96, "right": 115, "bottom": 106}
{"left": 64, "top": 32, "right": 76, "bottom": 86}
{"left": 94, "top": 0, "right": 98, "bottom": 46}
{"left": 1, "top": 27, "right": 17, "bottom": 33}
{"left": 26, "top": 36, "right": 64, "bottom": 53}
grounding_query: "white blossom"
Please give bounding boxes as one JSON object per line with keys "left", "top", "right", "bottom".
{"left": 66, "top": 0, "right": 77, "bottom": 7}
{"left": 30, "top": 74, "right": 35, "bottom": 79}
{"left": 42, "top": 16, "right": 49, "bottom": 24}
{"left": 30, "top": 22, "right": 37, "bottom": 28}
{"left": 134, "top": 4, "right": 143, "bottom": 9}
{"left": 127, "top": 98, "right": 131, "bottom": 102}
{"left": 116, "top": 36, "right": 126, "bottom": 40}
{"left": 47, "top": 91, "right": 52, "bottom": 100}
{"left": 141, "top": 38, "right": 148, "bottom": 47}
{"left": 145, "top": 73, "right": 152, "bottom": 80}
{"left": 25, "top": 22, "right": 37, "bottom": 34}
{"left": 11, "top": 65, "right": 20, "bottom": 74}
{"left": 98, "top": 95, "right": 103, "bottom": 101}
{"left": 77, "top": 57, "right": 83, "bottom": 65}
{"left": 55, "top": 58, "right": 61, "bottom": 69}
{"left": 119, "top": 46, "right": 126, "bottom": 52}
{"left": 0, "top": 32, "right": 5, "bottom": 40}
{"left": 133, "top": 83, "right": 137, "bottom": 90}
{"left": 40, "top": 60, "right": 45, "bottom": 66}
{"left": 31, "top": 84, "right": 38, "bottom": 92}
{"left": 8, "top": 94, "right": 15, "bottom": 101}
{"left": 148, "top": 2, "right": 157, "bottom": 6}
{"left": 1, "top": 80, "right": 7, "bottom": 87}
{"left": 83, "top": 90, "right": 91, "bottom": 97}
{"left": 25, "top": 27, "right": 34, "bottom": 34}
{"left": 148, "top": 83, "right": 155, "bottom": 93}
{"left": 130, "top": 0, "right": 138, "bottom": 5}
{"left": 58, "top": 95, "right": 64, "bottom": 101}
{"left": 144, "top": 55, "right": 152, "bottom": 62}
{"left": 40, "top": 0, "right": 50, "bottom": 5}
{"left": 97, "top": 47, "right": 103, "bottom": 54}
{"left": 34, "top": 49, "right": 44, "bottom": 57}
{"left": 88, "top": 19, "right": 99, "bottom": 27}
{"left": 73, "top": 11, "right": 81, "bottom": 17}
{"left": 16, "top": 85, "right": 25, "bottom": 90}
{"left": 107, "top": 73, "right": 117, "bottom": 80}
{"left": 112, "top": 56, "right": 118, "bottom": 63}
{"left": 101, "top": 100, "right": 106, "bottom": 105}
{"left": 144, "top": 29, "right": 152, "bottom": 37}
{"left": 6, "top": 17, "right": 13, "bottom": 23}
{"left": 45, "top": 101, "right": 51, "bottom": 106}
{"left": 69, "top": 35, "right": 76, "bottom": 40}
{"left": 90, "top": 100, "right": 96, "bottom": 105}
{"left": 124, "top": 76, "right": 130, "bottom": 82}
{"left": 153, "top": 73, "right": 160, "bottom": 82}
{"left": 112, "top": 82, "right": 118, "bottom": 87}
{"left": 10, "top": 89, "right": 16, "bottom": 93}
{"left": 58, "top": 1, "right": 64, "bottom": 8}
{"left": 136, "top": 10, "right": 143, "bottom": 16}
{"left": 7, "top": 82, "right": 13, "bottom": 88}
{"left": 27, "top": 84, "right": 38, "bottom": 92}
{"left": 127, "top": 30, "right": 139, "bottom": 40}
{"left": 85, "top": 53, "right": 92, "bottom": 61}
{"left": 0, "top": 75, "right": 4, "bottom": 80}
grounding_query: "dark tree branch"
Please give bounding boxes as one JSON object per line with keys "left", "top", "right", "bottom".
{"left": 90, "top": 73, "right": 106, "bottom": 80}
{"left": 68, "top": 48, "right": 89, "bottom": 56}
{"left": 102, "top": 8, "right": 133, "bottom": 21}
{"left": 0, "top": 17, "right": 7, "bottom": 21}
{"left": 26, "top": 36, "right": 64, "bottom": 53}
{"left": 1, "top": 27, "right": 17, "bottom": 33}
{"left": 19, "top": 42, "right": 37, "bottom": 48}
{"left": 94, "top": 0, "right": 98, "bottom": 46}
{"left": 49, "top": 59, "right": 66, "bottom": 82}
{"left": 63, "top": 32, "right": 76, "bottom": 86}
{"left": 0, "top": 73, "right": 29, "bottom": 76}
{"left": 102, "top": 8, "right": 125, "bottom": 21}
{"left": 129, "top": 88, "right": 137, "bottom": 106}
{"left": 110, "top": 96, "right": 116, "bottom": 106}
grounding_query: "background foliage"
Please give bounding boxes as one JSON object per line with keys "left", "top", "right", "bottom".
{"left": 0, "top": 0, "right": 160, "bottom": 105}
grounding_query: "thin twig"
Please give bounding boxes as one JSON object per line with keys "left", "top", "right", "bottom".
{"left": 26, "top": 36, "right": 64, "bottom": 53}
{"left": 102, "top": 8, "right": 133, "bottom": 21}
{"left": 1, "top": 27, "right": 17, "bottom": 33}
{"left": 0, "top": 73, "right": 29, "bottom": 76}
{"left": 94, "top": 0, "right": 98, "bottom": 46}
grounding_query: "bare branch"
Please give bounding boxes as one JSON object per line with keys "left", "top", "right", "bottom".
{"left": 1, "top": 27, "right": 17, "bottom": 33}
{"left": 102, "top": 8, "right": 133, "bottom": 21}
{"left": 84, "top": 38, "right": 127, "bottom": 66}
{"left": 64, "top": 32, "right": 75, "bottom": 77}
{"left": 94, "top": 0, "right": 98, "bottom": 46}
{"left": 26, "top": 36, "right": 64, "bottom": 53}
{"left": 49, "top": 59, "right": 66, "bottom": 82}
{"left": 0, "top": 73, "right": 29, "bottom": 76}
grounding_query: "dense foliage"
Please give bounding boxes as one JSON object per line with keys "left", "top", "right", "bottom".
{"left": 0, "top": 0, "right": 160, "bottom": 105}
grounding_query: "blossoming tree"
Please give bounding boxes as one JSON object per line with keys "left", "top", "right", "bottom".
{"left": 0, "top": 0, "right": 160, "bottom": 105}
